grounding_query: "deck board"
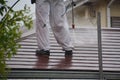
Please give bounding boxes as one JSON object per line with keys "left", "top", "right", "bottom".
{"left": 6, "top": 28, "right": 120, "bottom": 72}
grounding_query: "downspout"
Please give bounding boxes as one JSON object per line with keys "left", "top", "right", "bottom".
{"left": 107, "top": 0, "right": 115, "bottom": 28}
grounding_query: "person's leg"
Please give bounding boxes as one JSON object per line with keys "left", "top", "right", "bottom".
{"left": 36, "top": 0, "right": 50, "bottom": 55}
{"left": 49, "top": 0, "right": 73, "bottom": 54}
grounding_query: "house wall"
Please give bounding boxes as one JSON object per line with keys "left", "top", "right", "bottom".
{"left": 66, "top": 6, "right": 97, "bottom": 28}
{"left": 111, "top": 3, "right": 120, "bottom": 17}
{"left": 97, "top": 0, "right": 108, "bottom": 27}
{"left": 66, "top": 0, "right": 120, "bottom": 28}
{"left": 98, "top": 0, "right": 120, "bottom": 27}
{"left": 66, "top": 0, "right": 108, "bottom": 28}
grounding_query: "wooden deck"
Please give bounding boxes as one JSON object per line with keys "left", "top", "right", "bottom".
{"left": 6, "top": 28, "right": 120, "bottom": 72}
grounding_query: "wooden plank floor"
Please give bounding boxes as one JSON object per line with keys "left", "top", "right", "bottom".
{"left": 6, "top": 28, "right": 120, "bottom": 72}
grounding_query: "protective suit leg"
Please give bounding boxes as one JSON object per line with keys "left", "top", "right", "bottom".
{"left": 36, "top": 0, "right": 50, "bottom": 50}
{"left": 49, "top": 0, "right": 73, "bottom": 50}
{"left": 36, "top": 0, "right": 73, "bottom": 51}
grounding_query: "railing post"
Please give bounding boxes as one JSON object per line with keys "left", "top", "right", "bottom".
{"left": 97, "top": 12, "right": 104, "bottom": 80}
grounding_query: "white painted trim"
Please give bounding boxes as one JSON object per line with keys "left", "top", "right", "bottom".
{"left": 107, "top": 0, "right": 115, "bottom": 28}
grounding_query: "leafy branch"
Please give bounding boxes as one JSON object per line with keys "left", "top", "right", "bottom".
{"left": 0, "top": 0, "right": 33, "bottom": 79}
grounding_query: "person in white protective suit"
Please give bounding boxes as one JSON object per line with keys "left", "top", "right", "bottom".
{"left": 32, "top": 0, "right": 73, "bottom": 56}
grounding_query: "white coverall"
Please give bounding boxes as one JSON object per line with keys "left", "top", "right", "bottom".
{"left": 36, "top": 0, "right": 73, "bottom": 51}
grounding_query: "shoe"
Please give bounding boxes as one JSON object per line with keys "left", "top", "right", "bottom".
{"left": 65, "top": 50, "right": 73, "bottom": 56}
{"left": 36, "top": 49, "right": 50, "bottom": 56}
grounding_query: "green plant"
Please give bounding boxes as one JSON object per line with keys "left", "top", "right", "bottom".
{"left": 0, "top": 0, "right": 33, "bottom": 79}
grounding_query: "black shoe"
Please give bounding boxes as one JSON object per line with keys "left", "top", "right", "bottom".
{"left": 65, "top": 50, "right": 73, "bottom": 56}
{"left": 36, "top": 49, "right": 50, "bottom": 56}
